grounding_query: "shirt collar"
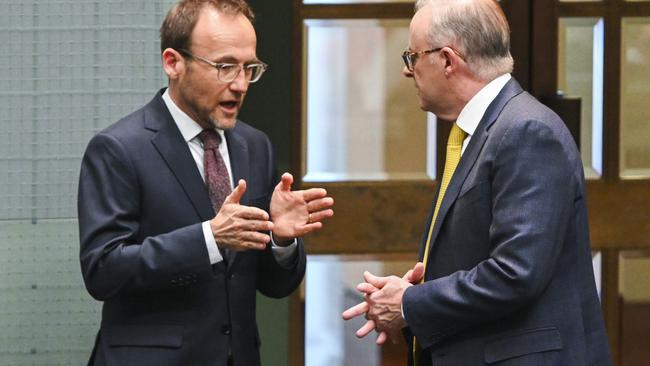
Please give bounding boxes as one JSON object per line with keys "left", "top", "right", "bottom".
{"left": 162, "top": 88, "right": 226, "bottom": 143}
{"left": 456, "top": 73, "right": 511, "bottom": 136}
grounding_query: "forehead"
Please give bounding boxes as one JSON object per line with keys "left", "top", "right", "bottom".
{"left": 409, "top": 6, "right": 432, "bottom": 48}
{"left": 191, "top": 7, "right": 257, "bottom": 57}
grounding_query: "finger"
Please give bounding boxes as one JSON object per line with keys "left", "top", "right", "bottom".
{"left": 408, "top": 262, "right": 425, "bottom": 283}
{"left": 342, "top": 301, "right": 369, "bottom": 320}
{"left": 307, "top": 196, "right": 335, "bottom": 210}
{"left": 356, "top": 320, "right": 376, "bottom": 338}
{"left": 356, "top": 282, "right": 379, "bottom": 295}
{"left": 363, "top": 271, "right": 389, "bottom": 288}
{"left": 242, "top": 231, "right": 272, "bottom": 245}
{"left": 302, "top": 209, "right": 334, "bottom": 225}
{"left": 224, "top": 179, "right": 247, "bottom": 204}
{"left": 241, "top": 219, "right": 274, "bottom": 232}
{"left": 237, "top": 206, "right": 270, "bottom": 221}
{"left": 301, "top": 188, "right": 328, "bottom": 202}
{"left": 376, "top": 331, "right": 388, "bottom": 345}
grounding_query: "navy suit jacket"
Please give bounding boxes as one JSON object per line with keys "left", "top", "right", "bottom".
{"left": 402, "top": 79, "right": 611, "bottom": 365}
{"left": 78, "top": 89, "right": 306, "bottom": 366}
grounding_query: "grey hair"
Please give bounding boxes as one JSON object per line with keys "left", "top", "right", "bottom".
{"left": 414, "top": 0, "right": 513, "bottom": 81}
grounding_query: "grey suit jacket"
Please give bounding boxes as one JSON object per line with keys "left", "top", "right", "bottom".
{"left": 78, "top": 89, "right": 306, "bottom": 366}
{"left": 403, "top": 79, "right": 611, "bottom": 365}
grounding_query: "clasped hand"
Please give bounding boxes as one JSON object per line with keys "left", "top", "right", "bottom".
{"left": 209, "top": 173, "right": 334, "bottom": 251}
{"left": 342, "top": 262, "right": 424, "bottom": 344}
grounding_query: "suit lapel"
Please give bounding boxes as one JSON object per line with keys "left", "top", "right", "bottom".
{"left": 225, "top": 127, "right": 250, "bottom": 205}
{"left": 423, "top": 79, "right": 524, "bottom": 257}
{"left": 224, "top": 127, "right": 250, "bottom": 269}
{"left": 146, "top": 91, "right": 214, "bottom": 222}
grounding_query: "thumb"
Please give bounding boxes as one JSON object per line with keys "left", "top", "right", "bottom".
{"left": 363, "top": 271, "right": 388, "bottom": 289}
{"left": 278, "top": 172, "right": 293, "bottom": 191}
{"left": 407, "top": 262, "right": 425, "bottom": 283}
{"left": 224, "top": 179, "right": 246, "bottom": 204}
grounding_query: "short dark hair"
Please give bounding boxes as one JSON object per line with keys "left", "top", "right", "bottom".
{"left": 160, "top": 0, "right": 255, "bottom": 54}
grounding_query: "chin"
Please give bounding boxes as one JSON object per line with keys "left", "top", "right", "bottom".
{"left": 211, "top": 116, "right": 238, "bottom": 130}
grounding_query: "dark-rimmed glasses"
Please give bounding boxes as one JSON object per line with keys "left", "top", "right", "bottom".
{"left": 177, "top": 48, "right": 268, "bottom": 83}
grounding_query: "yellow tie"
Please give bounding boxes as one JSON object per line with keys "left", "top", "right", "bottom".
{"left": 412, "top": 123, "right": 467, "bottom": 365}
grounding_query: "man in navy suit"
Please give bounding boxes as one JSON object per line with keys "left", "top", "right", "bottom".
{"left": 343, "top": 0, "right": 611, "bottom": 365}
{"left": 78, "top": 1, "right": 333, "bottom": 365}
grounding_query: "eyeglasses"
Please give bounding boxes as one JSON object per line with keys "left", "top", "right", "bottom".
{"left": 401, "top": 47, "right": 443, "bottom": 71}
{"left": 177, "top": 48, "right": 268, "bottom": 83}
{"left": 401, "top": 46, "right": 465, "bottom": 72}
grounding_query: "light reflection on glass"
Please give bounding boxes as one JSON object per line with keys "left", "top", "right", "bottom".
{"left": 557, "top": 17, "right": 604, "bottom": 179}
{"left": 303, "top": 19, "right": 434, "bottom": 182}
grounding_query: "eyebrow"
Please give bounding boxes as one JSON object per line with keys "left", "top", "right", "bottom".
{"left": 213, "top": 55, "right": 261, "bottom": 65}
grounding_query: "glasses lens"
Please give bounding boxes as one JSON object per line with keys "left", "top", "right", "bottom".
{"left": 401, "top": 51, "right": 413, "bottom": 71}
{"left": 248, "top": 64, "right": 266, "bottom": 83}
{"left": 218, "top": 64, "right": 240, "bottom": 82}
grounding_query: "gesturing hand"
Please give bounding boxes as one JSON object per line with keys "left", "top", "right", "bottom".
{"left": 270, "top": 173, "right": 334, "bottom": 244}
{"left": 209, "top": 179, "right": 274, "bottom": 252}
{"left": 342, "top": 262, "right": 424, "bottom": 344}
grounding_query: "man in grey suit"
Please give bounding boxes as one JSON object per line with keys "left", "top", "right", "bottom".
{"left": 343, "top": 0, "right": 611, "bottom": 365}
{"left": 78, "top": 0, "right": 333, "bottom": 365}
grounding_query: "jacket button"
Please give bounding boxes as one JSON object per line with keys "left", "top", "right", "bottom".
{"left": 228, "top": 273, "right": 235, "bottom": 280}
{"left": 221, "top": 325, "right": 232, "bottom": 335}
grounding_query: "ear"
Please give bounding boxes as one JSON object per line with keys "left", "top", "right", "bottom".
{"left": 441, "top": 46, "right": 461, "bottom": 76}
{"left": 162, "top": 48, "right": 185, "bottom": 80}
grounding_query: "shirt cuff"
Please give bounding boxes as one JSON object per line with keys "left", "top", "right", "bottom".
{"left": 270, "top": 234, "right": 298, "bottom": 268}
{"left": 202, "top": 221, "right": 224, "bottom": 264}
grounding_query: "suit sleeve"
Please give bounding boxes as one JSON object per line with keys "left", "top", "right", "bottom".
{"left": 403, "top": 119, "right": 577, "bottom": 348}
{"left": 254, "top": 133, "right": 306, "bottom": 298}
{"left": 78, "top": 132, "right": 213, "bottom": 301}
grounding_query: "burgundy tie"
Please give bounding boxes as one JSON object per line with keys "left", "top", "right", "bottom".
{"left": 199, "top": 129, "right": 232, "bottom": 214}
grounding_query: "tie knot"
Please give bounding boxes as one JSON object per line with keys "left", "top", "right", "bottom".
{"left": 199, "top": 129, "right": 222, "bottom": 150}
{"left": 448, "top": 123, "right": 467, "bottom": 147}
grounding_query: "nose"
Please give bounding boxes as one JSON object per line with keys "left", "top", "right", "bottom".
{"left": 403, "top": 66, "right": 414, "bottom": 78}
{"left": 229, "top": 67, "right": 249, "bottom": 93}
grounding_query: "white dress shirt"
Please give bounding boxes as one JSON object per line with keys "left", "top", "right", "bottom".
{"left": 456, "top": 73, "right": 511, "bottom": 153}
{"left": 162, "top": 89, "right": 297, "bottom": 265}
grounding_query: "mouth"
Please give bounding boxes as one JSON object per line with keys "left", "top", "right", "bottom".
{"left": 219, "top": 100, "right": 240, "bottom": 114}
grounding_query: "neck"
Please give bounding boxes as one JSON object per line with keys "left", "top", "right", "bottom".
{"left": 446, "top": 74, "right": 491, "bottom": 120}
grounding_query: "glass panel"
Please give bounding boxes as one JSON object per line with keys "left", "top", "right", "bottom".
{"left": 303, "top": 19, "right": 434, "bottom": 182}
{"left": 557, "top": 18, "right": 604, "bottom": 179}
{"left": 619, "top": 251, "right": 650, "bottom": 366}
{"left": 620, "top": 18, "right": 650, "bottom": 178}
{"left": 305, "top": 254, "right": 416, "bottom": 366}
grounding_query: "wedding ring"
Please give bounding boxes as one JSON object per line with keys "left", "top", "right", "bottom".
{"left": 307, "top": 213, "right": 313, "bottom": 224}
